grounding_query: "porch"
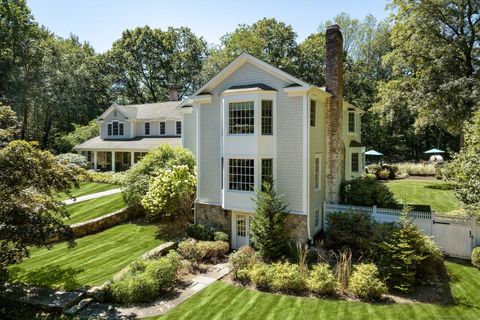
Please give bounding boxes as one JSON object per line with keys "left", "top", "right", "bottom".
{"left": 80, "top": 151, "right": 147, "bottom": 172}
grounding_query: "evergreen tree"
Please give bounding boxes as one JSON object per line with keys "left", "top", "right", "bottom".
{"left": 250, "top": 181, "right": 290, "bottom": 261}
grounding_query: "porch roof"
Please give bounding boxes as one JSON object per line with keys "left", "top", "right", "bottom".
{"left": 74, "top": 136, "right": 182, "bottom": 152}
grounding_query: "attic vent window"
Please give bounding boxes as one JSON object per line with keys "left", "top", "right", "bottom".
{"left": 114, "top": 111, "right": 117, "bottom": 117}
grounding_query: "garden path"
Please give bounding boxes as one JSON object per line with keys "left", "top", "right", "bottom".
{"left": 63, "top": 188, "right": 121, "bottom": 205}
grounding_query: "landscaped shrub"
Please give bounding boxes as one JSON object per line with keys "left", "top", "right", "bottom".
{"left": 377, "top": 169, "right": 390, "bottom": 180}
{"left": 121, "top": 145, "right": 195, "bottom": 211}
{"left": 55, "top": 153, "right": 89, "bottom": 169}
{"left": 177, "top": 239, "right": 203, "bottom": 264}
{"left": 250, "top": 263, "right": 273, "bottom": 290}
{"left": 396, "top": 162, "right": 436, "bottom": 176}
{"left": 325, "top": 210, "right": 373, "bottom": 256}
{"left": 366, "top": 164, "right": 398, "bottom": 180}
{"left": 214, "top": 231, "right": 229, "bottom": 242}
{"left": 110, "top": 251, "right": 181, "bottom": 303}
{"left": 250, "top": 181, "right": 290, "bottom": 261}
{"left": 379, "top": 212, "right": 444, "bottom": 292}
{"left": 307, "top": 263, "right": 337, "bottom": 295}
{"left": 228, "top": 246, "right": 260, "bottom": 279}
{"left": 141, "top": 165, "right": 196, "bottom": 219}
{"left": 349, "top": 263, "right": 387, "bottom": 301}
{"left": 186, "top": 224, "right": 215, "bottom": 241}
{"left": 197, "top": 241, "right": 229, "bottom": 262}
{"left": 270, "top": 262, "right": 306, "bottom": 293}
{"left": 340, "top": 176, "right": 397, "bottom": 208}
{"left": 472, "top": 247, "right": 480, "bottom": 268}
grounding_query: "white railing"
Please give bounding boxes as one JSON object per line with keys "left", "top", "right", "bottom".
{"left": 323, "top": 202, "right": 479, "bottom": 259}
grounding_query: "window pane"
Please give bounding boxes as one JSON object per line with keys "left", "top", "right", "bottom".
{"left": 351, "top": 153, "right": 359, "bottom": 172}
{"left": 160, "top": 122, "right": 165, "bottom": 135}
{"left": 348, "top": 112, "right": 355, "bottom": 132}
{"left": 113, "top": 122, "right": 119, "bottom": 135}
{"left": 261, "top": 100, "right": 273, "bottom": 135}
{"left": 119, "top": 123, "right": 124, "bottom": 135}
{"left": 261, "top": 158, "right": 273, "bottom": 190}
{"left": 145, "top": 122, "right": 150, "bottom": 135}
{"left": 310, "top": 100, "right": 316, "bottom": 127}
{"left": 229, "top": 101, "right": 254, "bottom": 134}
{"left": 176, "top": 121, "right": 181, "bottom": 135}
{"left": 107, "top": 124, "right": 112, "bottom": 136}
{"left": 229, "top": 159, "right": 254, "bottom": 191}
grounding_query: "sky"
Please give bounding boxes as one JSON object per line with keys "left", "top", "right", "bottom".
{"left": 27, "top": 0, "right": 390, "bottom": 53}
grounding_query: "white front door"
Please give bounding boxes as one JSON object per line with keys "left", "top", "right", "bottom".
{"left": 233, "top": 213, "right": 249, "bottom": 249}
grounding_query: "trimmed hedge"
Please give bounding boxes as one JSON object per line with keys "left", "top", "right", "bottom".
{"left": 349, "top": 263, "right": 387, "bottom": 301}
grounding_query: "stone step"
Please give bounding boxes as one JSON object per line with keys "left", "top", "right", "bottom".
{"left": 64, "top": 298, "right": 94, "bottom": 315}
{"left": 0, "top": 284, "right": 85, "bottom": 310}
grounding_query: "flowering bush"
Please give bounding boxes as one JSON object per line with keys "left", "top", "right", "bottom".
{"left": 141, "top": 165, "right": 196, "bottom": 219}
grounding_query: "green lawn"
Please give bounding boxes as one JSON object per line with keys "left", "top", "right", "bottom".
{"left": 64, "top": 192, "right": 126, "bottom": 224}
{"left": 385, "top": 178, "right": 461, "bottom": 212}
{"left": 56, "top": 181, "right": 119, "bottom": 200}
{"left": 153, "top": 260, "right": 480, "bottom": 320}
{"left": 9, "top": 223, "right": 165, "bottom": 289}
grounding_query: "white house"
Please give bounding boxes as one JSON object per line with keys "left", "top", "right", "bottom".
{"left": 75, "top": 96, "right": 185, "bottom": 171}
{"left": 179, "top": 25, "right": 365, "bottom": 248}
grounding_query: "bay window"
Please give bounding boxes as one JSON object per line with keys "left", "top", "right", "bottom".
{"left": 229, "top": 101, "right": 254, "bottom": 134}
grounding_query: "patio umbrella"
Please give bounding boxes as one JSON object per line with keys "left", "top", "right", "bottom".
{"left": 365, "top": 149, "right": 384, "bottom": 156}
{"left": 424, "top": 148, "right": 445, "bottom": 154}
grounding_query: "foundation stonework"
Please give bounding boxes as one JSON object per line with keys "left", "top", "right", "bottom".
{"left": 286, "top": 214, "right": 309, "bottom": 242}
{"left": 194, "top": 202, "right": 231, "bottom": 235}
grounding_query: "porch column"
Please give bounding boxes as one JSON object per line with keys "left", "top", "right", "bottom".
{"left": 93, "top": 151, "right": 98, "bottom": 171}
{"left": 112, "top": 151, "right": 116, "bottom": 172}
{"left": 131, "top": 152, "right": 135, "bottom": 167}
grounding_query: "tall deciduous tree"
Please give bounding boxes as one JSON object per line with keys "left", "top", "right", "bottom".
{"left": 0, "top": 140, "right": 79, "bottom": 278}
{"left": 0, "top": 103, "right": 19, "bottom": 146}
{"left": 376, "top": 0, "right": 480, "bottom": 146}
{"left": 104, "top": 26, "right": 207, "bottom": 104}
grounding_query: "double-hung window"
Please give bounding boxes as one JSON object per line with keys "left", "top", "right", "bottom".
{"left": 119, "top": 123, "right": 124, "bottom": 136}
{"left": 348, "top": 112, "right": 355, "bottom": 133}
{"left": 160, "top": 122, "right": 166, "bottom": 135}
{"left": 261, "top": 158, "right": 273, "bottom": 190}
{"left": 314, "top": 154, "right": 321, "bottom": 190}
{"left": 176, "top": 121, "right": 182, "bottom": 135}
{"left": 351, "top": 152, "right": 359, "bottom": 173}
{"left": 261, "top": 100, "right": 273, "bottom": 135}
{"left": 310, "top": 100, "right": 316, "bottom": 127}
{"left": 112, "top": 121, "right": 119, "bottom": 136}
{"left": 145, "top": 122, "right": 150, "bottom": 135}
{"left": 229, "top": 159, "right": 254, "bottom": 191}
{"left": 229, "top": 101, "right": 254, "bottom": 134}
{"left": 107, "top": 123, "right": 112, "bottom": 136}
{"left": 314, "top": 208, "right": 320, "bottom": 227}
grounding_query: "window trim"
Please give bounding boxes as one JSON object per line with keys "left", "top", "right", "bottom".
{"left": 176, "top": 121, "right": 182, "bottom": 135}
{"left": 160, "top": 121, "right": 166, "bottom": 135}
{"left": 228, "top": 101, "right": 255, "bottom": 135}
{"left": 314, "top": 154, "right": 321, "bottom": 191}
{"left": 261, "top": 100, "right": 273, "bottom": 136}
{"left": 228, "top": 158, "right": 255, "bottom": 192}
{"left": 348, "top": 111, "right": 356, "bottom": 133}
{"left": 144, "top": 122, "right": 150, "bottom": 135}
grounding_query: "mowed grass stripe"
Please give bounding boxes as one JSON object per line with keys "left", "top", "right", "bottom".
{"left": 10, "top": 223, "right": 164, "bottom": 289}
{"left": 153, "top": 260, "right": 480, "bottom": 320}
{"left": 56, "top": 181, "right": 119, "bottom": 200}
{"left": 64, "top": 192, "right": 126, "bottom": 224}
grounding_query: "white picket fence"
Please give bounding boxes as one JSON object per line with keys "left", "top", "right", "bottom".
{"left": 323, "top": 202, "right": 480, "bottom": 259}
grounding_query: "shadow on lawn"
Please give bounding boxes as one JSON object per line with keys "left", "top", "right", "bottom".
{"left": 9, "top": 265, "right": 84, "bottom": 291}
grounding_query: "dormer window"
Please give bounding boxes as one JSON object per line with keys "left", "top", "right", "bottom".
{"left": 107, "top": 123, "right": 112, "bottom": 136}
{"left": 145, "top": 122, "right": 150, "bottom": 135}
{"left": 113, "top": 122, "right": 119, "bottom": 135}
{"left": 348, "top": 111, "right": 355, "bottom": 133}
{"left": 229, "top": 101, "right": 254, "bottom": 134}
{"left": 160, "top": 122, "right": 166, "bottom": 135}
{"left": 107, "top": 121, "right": 124, "bottom": 136}
{"left": 176, "top": 121, "right": 182, "bottom": 135}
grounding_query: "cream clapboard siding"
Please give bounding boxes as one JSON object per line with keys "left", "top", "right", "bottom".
{"left": 309, "top": 97, "right": 327, "bottom": 233}
{"left": 182, "top": 109, "right": 197, "bottom": 158}
{"left": 133, "top": 120, "right": 179, "bottom": 137}
{"left": 198, "top": 62, "right": 304, "bottom": 212}
{"left": 100, "top": 111, "right": 130, "bottom": 139}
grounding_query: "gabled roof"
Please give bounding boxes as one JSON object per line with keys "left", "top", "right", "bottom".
{"left": 99, "top": 101, "right": 182, "bottom": 121}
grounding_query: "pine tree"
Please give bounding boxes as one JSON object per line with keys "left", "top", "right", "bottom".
{"left": 250, "top": 181, "right": 290, "bottom": 261}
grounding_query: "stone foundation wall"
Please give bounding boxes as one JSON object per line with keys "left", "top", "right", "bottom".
{"left": 194, "top": 202, "right": 231, "bottom": 235}
{"left": 286, "top": 214, "right": 308, "bottom": 243}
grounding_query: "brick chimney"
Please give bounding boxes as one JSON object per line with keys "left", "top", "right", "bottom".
{"left": 325, "top": 25, "right": 345, "bottom": 202}
{"left": 168, "top": 86, "right": 179, "bottom": 101}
